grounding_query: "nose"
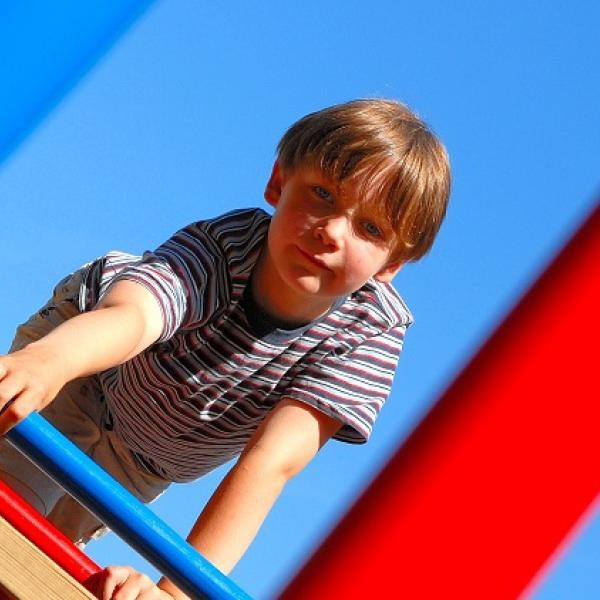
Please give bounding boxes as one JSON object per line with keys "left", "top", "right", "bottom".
{"left": 314, "top": 215, "right": 348, "bottom": 249}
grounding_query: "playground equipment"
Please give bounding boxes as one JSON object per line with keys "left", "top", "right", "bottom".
{"left": 4, "top": 416, "right": 250, "bottom": 600}
{"left": 2, "top": 3, "right": 599, "bottom": 598}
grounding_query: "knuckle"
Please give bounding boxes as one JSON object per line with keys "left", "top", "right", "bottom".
{"left": 0, "top": 355, "right": 13, "bottom": 371}
{"left": 103, "top": 566, "right": 117, "bottom": 576}
{"left": 0, "top": 385, "right": 13, "bottom": 405}
{"left": 7, "top": 403, "right": 27, "bottom": 423}
{"left": 28, "top": 380, "right": 45, "bottom": 398}
{"left": 105, "top": 565, "right": 125, "bottom": 580}
{"left": 0, "top": 385, "right": 19, "bottom": 406}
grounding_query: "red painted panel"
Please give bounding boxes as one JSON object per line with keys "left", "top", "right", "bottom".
{"left": 281, "top": 201, "right": 600, "bottom": 599}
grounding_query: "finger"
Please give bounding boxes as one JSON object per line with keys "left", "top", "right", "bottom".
{"left": 0, "top": 376, "right": 22, "bottom": 413}
{"left": 82, "top": 570, "right": 105, "bottom": 597}
{"left": 0, "top": 382, "right": 22, "bottom": 415}
{"left": 114, "top": 581, "right": 140, "bottom": 600}
{"left": 138, "top": 589, "right": 162, "bottom": 600}
{"left": 0, "top": 359, "right": 7, "bottom": 379}
{"left": 113, "top": 575, "right": 154, "bottom": 600}
{"left": 97, "top": 567, "right": 129, "bottom": 600}
{"left": 113, "top": 572, "right": 153, "bottom": 600}
{"left": 0, "top": 389, "right": 39, "bottom": 436}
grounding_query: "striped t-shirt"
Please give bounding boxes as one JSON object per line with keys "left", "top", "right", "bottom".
{"left": 78, "top": 208, "right": 413, "bottom": 482}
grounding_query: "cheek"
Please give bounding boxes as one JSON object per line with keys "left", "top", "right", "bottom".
{"left": 345, "top": 245, "right": 388, "bottom": 280}
{"left": 343, "top": 250, "right": 371, "bottom": 278}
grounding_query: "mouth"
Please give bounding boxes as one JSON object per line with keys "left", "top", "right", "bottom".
{"left": 296, "top": 246, "right": 330, "bottom": 271}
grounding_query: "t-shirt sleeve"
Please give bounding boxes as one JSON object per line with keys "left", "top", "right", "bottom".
{"left": 77, "top": 250, "right": 188, "bottom": 343}
{"left": 151, "top": 221, "right": 230, "bottom": 336}
{"left": 80, "top": 221, "right": 230, "bottom": 343}
{"left": 103, "top": 252, "right": 189, "bottom": 343}
{"left": 283, "top": 323, "right": 408, "bottom": 444}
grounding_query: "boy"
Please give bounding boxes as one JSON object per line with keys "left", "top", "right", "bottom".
{"left": 0, "top": 99, "right": 450, "bottom": 599}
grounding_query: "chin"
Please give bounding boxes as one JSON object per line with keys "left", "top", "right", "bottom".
{"left": 293, "top": 278, "right": 323, "bottom": 295}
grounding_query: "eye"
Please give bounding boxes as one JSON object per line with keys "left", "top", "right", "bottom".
{"left": 313, "top": 185, "right": 333, "bottom": 203}
{"left": 362, "top": 221, "right": 382, "bottom": 237}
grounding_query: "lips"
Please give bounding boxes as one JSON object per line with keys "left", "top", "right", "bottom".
{"left": 296, "top": 246, "right": 330, "bottom": 271}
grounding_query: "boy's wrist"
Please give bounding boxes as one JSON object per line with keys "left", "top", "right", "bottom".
{"left": 27, "top": 340, "right": 71, "bottom": 384}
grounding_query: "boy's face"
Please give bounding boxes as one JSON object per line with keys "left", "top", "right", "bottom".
{"left": 256, "top": 161, "right": 403, "bottom": 321}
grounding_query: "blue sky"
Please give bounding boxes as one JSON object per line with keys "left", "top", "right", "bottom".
{"left": 1, "top": 2, "right": 599, "bottom": 598}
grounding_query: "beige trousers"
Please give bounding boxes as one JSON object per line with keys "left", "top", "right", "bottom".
{"left": 0, "top": 270, "right": 170, "bottom": 546}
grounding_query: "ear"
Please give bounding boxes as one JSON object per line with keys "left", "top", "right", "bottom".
{"left": 373, "top": 260, "right": 403, "bottom": 283}
{"left": 264, "top": 161, "right": 283, "bottom": 207}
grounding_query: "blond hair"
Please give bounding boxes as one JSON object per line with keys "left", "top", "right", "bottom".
{"left": 277, "top": 99, "right": 450, "bottom": 262}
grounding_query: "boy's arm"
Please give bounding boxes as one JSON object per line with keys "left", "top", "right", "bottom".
{"left": 0, "top": 280, "right": 164, "bottom": 434}
{"left": 156, "top": 397, "right": 342, "bottom": 599}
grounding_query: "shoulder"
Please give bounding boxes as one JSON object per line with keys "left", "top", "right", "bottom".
{"left": 195, "top": 207, "right": 270, "bottom": 240}
{"left": 77, "top": 250, "right": 145, "bottom": 311}
{"left": 169, "top": 208, "right": 270, "bottom": 259}
{"left": 348, "top": 279, "right": 414, "bottom": 332}
{"left": 78, "top": 250, "right": 144, "bottom": 286}
{"left": 155, "top": 207, "right": 270, "bottom": 268}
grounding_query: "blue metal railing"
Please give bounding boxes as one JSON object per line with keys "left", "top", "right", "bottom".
{"left": 6, "top": 412, "right": 251, "bottom": 600}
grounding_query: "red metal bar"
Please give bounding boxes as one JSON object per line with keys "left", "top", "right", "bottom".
{"left": 281, "top": 200, "right": 600, "bottom": 599}
{"left": 0, "top": 479, "right": 101, "bottom": 585}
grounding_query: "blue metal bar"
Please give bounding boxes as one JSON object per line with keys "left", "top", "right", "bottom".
{"left": 6, "top": 412, "right": 252, "bottom": 600}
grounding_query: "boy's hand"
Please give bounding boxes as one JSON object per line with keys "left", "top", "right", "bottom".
{"left": 0, "top": 280, "right": 164, "bottom": 437}
{"left": 86, "top": 566, "right": 178, "bottom": 600}
{"left": 0, "top": 344, "right": 67, "bottom": 436}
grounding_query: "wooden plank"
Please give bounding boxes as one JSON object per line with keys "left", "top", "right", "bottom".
{"left": 0, "top": 479, "right": 100, "bottom": 584}
{"left": 0, "top": 515, "right": 95, "bottom": 600}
